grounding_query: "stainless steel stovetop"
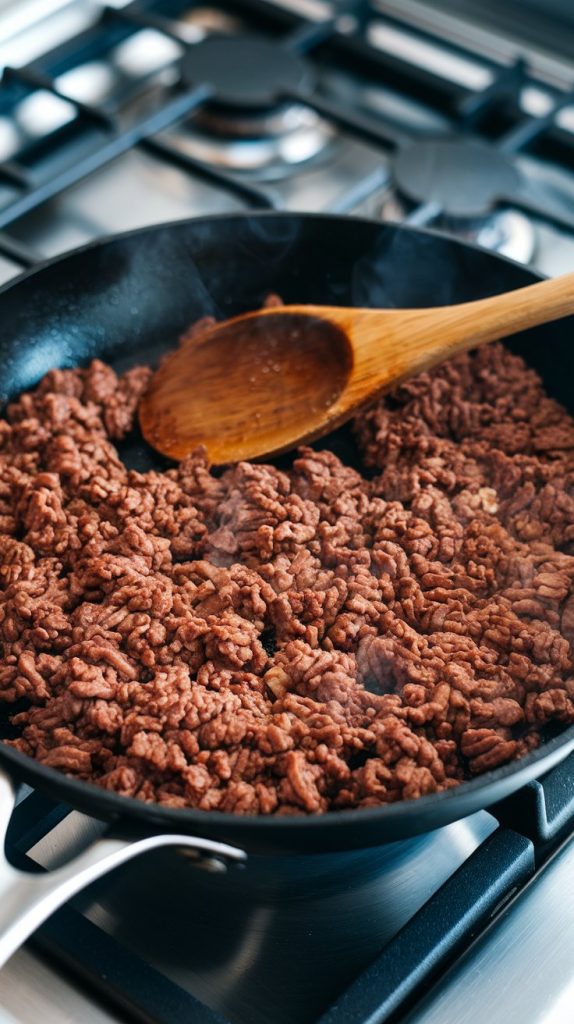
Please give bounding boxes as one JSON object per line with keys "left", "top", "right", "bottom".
{"left": 0, "top": 2, "right": 574, "bottom": 1022}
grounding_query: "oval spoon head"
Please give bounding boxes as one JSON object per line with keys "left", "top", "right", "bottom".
{"left": 139, "top": 310, "right": 354, "bottom": 463}
{"left": 140, "top": 270, "right": 574, "bottom": 464}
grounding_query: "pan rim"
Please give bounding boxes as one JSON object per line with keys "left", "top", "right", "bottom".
{"left": 0, "top": 209, "right": 549, "bottom": 300}
{"left": 2, "top": 725, "right": 574, "bottom": 832}
{"left": 1, "top": 209, "right": 572, "bottom": 835}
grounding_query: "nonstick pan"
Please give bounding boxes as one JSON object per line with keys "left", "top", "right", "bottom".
{"left": 1, "top": 212, "right": 574, "bottom": 965}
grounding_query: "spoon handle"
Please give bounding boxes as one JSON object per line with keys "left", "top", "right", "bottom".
{"left": 427, "top": 269, "right": 574, "bottom": 353}
{"left": 325, "top": 269, "right": 574, "bottom": 416}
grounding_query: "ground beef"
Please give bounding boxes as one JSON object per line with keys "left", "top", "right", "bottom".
{"left": 1, "top": 321, "right": 574, "bottom": 816}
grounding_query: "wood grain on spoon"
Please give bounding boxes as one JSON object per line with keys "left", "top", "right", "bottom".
{"left": 139, "top": 270, "right": 574, "bottom": 464}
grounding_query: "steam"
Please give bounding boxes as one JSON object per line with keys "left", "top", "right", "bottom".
{"left": 129, "top": 227, "right": 223, "bottom": 319}
{"left": 351, "top": 225, "right": 466, "bottom": 311}
{"left": 245, "top": 213, "right": 303, "bottom": 256}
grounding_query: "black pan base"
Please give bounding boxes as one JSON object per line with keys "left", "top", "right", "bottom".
{"left": 1, "top": 212, "right": 574, "bottom": 852}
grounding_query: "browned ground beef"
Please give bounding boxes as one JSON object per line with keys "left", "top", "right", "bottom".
{"left": 1, "top": 323, "right": 574, "bottom": 814}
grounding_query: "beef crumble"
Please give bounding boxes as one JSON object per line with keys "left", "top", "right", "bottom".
{"left": 1, "top": 327, "right": 574, "bottom": 815}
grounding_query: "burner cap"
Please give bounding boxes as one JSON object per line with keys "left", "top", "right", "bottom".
{"left": 182, "top": 35, "right": 315, "bottom": 109}
{"left": 393, "top": 138, "right": 522, "bottom": 218}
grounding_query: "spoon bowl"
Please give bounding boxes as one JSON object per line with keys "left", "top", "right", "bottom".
{"left": 140, "top": 310, "right": 353, "bottom": 463}
{"left": 139, "top": 270, "right": 574, "bottom": 464}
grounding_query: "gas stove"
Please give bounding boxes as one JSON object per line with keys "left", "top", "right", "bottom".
{"left": 1, "top": 2, "right": 574, "bottom": 1022}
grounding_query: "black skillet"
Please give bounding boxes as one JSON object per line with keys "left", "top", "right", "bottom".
{"left": 0, "top": 213, "right": 573, "bottom": 963}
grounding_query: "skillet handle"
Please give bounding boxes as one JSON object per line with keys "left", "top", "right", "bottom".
{"left": 0, "top": 768, "right": 246, "bottom": 969}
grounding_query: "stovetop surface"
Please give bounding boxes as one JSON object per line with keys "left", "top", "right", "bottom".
{"left": 4, "top": 751, "right": 574, "bottom": 1024}
{"left": 31, "top": 808, "right": 497, "bottom": 1024}
{"left": 0, "top": 0, "right": 573, "bottom": 285}
{"left": 0, "top": 1, "right": 573, "bottom": 1022}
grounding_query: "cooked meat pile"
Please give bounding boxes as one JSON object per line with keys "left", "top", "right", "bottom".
{"left": 1, "top": 319, "right": 574, "bottom": 815}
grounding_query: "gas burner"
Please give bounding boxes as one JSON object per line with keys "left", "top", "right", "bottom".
{"left": 379, "top": 138, "right": 536, "bottom": 262}
{"left": 394, "top": 138, "right": 522, "bottom": 219}
{"left": 182, "top": 34, "right": 315, "bottom": 108}
{"left": 381, "top": 189, "right": 536, "bottom": 264}
{"left": 380, "top": 191, "right": 537, "bottom": 263}
{"left": 178, "top": 34, "right": 333, "bottom": 175}
{"left": 471, "top": 209, "right": 536, "bottom": 264}
{"left": 180, "top": 103, "right": 333, "bottom": 176}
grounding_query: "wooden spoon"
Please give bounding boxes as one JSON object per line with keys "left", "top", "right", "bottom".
{"left": 139, "top": 271, "right": 574, "bottom": 464}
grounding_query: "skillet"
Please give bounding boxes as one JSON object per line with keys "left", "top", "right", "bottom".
{"left": 0, "top": 212, "right": 573, "bottom": 963}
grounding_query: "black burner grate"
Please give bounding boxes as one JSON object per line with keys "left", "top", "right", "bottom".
{"left": 0, "top": 0, "right": 573, "bottom": 268}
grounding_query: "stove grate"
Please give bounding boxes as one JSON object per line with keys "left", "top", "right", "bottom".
{"left": 0, "top": 0, "right": 572, "bottom": 269}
